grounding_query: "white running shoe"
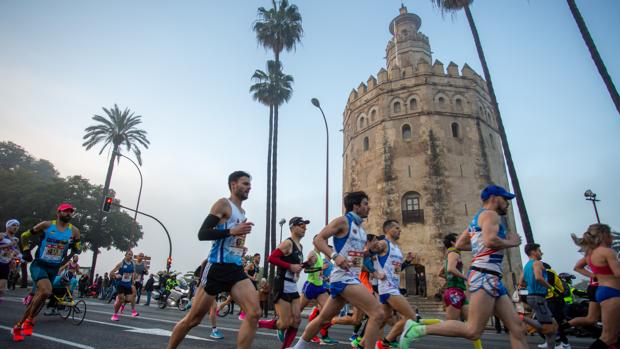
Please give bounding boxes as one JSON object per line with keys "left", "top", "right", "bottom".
{"left": 537, "top": 343, "right": 548, "bottom": 349}
{"left": 555, "top": 343, "right": 571, "bottom": 349}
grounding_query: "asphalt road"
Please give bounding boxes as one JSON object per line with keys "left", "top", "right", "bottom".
{"left": 1, "top": 288, "right": 595, "bottom": 349}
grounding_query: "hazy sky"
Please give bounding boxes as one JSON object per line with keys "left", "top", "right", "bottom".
{"left": 1, "top": 1, "right": 618, "bottom": 278}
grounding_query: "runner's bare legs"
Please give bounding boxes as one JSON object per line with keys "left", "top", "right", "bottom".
{"left": 230, "top": 278, "right": 261, "bottom": 349}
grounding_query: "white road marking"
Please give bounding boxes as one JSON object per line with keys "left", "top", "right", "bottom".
{"left": 82, "top": 318, "right": 213, "bottom": 342}
{"left": 0, "top": 325, "right": 96, "bottom": 349}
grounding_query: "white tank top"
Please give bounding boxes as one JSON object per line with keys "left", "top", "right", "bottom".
{"left": 377, "top": 240, "right": 403, "bottom": 295}
{"left": 207, "top": 199, "right": 247, "bottom": 266}
{"left": 330, "top": 212, "right": 367, "bottom": 283}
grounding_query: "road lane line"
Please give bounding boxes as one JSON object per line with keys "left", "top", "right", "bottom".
{"left": 82, "top": 318, "right": 214, "bottom": 342}
{"left": 0, "top": 325, "right": 96, "bottom": 349}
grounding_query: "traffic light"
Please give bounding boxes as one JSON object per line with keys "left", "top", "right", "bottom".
{"left": 102, "top": 196, "right": 114, "bottom": 212}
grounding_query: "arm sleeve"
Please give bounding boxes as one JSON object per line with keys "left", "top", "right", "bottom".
{"left": 197, "top": 214, "right": 230, "bottom": 241}
{"left": 70, "top": 239, "right": 82, "bottom": 254}
{"left": 363, "top": 256, "right": 376, "bottom": 273}
{"left": 268, "top": 248, "right": 291, "bottom": 270}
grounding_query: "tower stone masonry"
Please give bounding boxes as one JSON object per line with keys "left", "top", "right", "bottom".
{"left": 342, "top": 6, "right": 523, "bottom": 297}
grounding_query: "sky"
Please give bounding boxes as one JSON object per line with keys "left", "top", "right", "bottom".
{"left": 1, "top": 0, "right": 618, "bottom": 279}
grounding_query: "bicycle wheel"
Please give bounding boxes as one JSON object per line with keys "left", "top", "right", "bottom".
{"left": 177, "top": 297, "right": 189, "bottom": 311}
{"left": 158, "top": 294, "right": 168, "bottom": 309}
{"left": 58, "top": 302, "right": 71, "bottom": 320}
{"left": 71, "top": 300, "right": 87, "bottom": 325}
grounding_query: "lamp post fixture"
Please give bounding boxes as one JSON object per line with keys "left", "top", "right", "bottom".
{"left": 114, "top": 152, "right": 143, "bottom": 242}
{"left": 584, "top": 189, "right": 601, "bottom": 223}
{"left": 279, "top": 218, "right": 286, "bottom": 244}
{"left": 311, "top": 98, "right": 329, "bottom": 226}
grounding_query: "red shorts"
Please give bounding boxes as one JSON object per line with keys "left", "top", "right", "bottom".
{"left": 443, "top": 287, "right": 466, "bottom": 309}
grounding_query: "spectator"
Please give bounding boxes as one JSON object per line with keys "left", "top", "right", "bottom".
{"left": 78, "top": 274, "right": 89, "bottom": 298}
{"left": 144, "top": 274, "right": 155, "bottom": 306}
{"left": 258, "top": 278, "right": 270, "bottom": 318}
{"left": 101, "top": 272, "right": 111, "bottom": 299}
{"left": 419, "top": 272, "right": 427, "bottom": 298}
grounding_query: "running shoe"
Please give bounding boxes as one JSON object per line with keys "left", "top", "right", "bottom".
{"left": 238, "top": 311, "right": 246, "bottom": 320}
{"left": 277, "top": 329, "right": 285, "bottom": 342}
{"left": 537, "top": 344, "right": 548, "bottom": 349}
{"left": 12, "top": 325, "right": 24, "bottom": 342}
{"left": 388, "top": 340, "right": 399, "bottom": 348}
{"left": 555, "top": 344, "right": 571, "bottom": 349}
{"left": 131, "top": 309, "right": 139, "bottom": 317}
{"left": 320, "top": 336, "right": 338, "bottom": 345}
{"left": 350, "top": 336, "right": 363, "bottom": 348}
{"left": 400, "top": 319, "right": 426, "bottom": 349}
{"left": 311, "top": 335, "right": 321, "bottom": 344}
{"left": 376, "top": 340, "right": 391, "bottom": 349}
{"left": 22, "top": 319, "right": 34, "bottom": 336}
{"left": 210, "top": 328, "right": 224, "bottom": 339}
{"left": 111, "top": 313, "right": 120, "bottom": 321}
{"left": 349, "top": 334, "right": 358, "bottom": 342}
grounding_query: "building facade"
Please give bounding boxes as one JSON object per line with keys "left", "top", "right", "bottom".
{"left": 342, "top": 6, "right": 522, "bottom": 296}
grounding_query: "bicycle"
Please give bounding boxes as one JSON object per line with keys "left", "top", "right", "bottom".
{"left": 34, "top": 286, "right": 87, "bottom": 325}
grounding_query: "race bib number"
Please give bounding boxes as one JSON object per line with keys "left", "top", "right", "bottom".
{"left": 42, "top": 243, "right": 65, "bottom": 262}
{"left": 230, "top": 237, "right": 246, "bottom": 257}
{"left": 122, "top": 273, "right": 132, "bottom": 282}
{"left": 347, "top": 251, "right": 364, "bottom": 276}
{"left": 392, "top": 260, "right": 402, "bottom": 273}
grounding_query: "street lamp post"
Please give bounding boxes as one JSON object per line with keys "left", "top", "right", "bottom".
{"left": 114, "top": 152, "right": 143, "bottom": 242}
{"left": 279, "top": 218, "right": 286, "bottom": 244}
{"left": 584, "top": 189, "right": 601, "bottom": 223}
{"left": 311, "top": 98, "right": 329, "bottom": 226}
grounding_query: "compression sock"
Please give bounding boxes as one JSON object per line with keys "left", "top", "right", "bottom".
{"left": 258, "top": 318, "right": 278, "bottom": 329}
{"left": 281, "top": 327, "right": 298, "bottom": 349}
{"left": 308, "top": 307, "right": 320, "bottom": 321}
{"left": 589, "top": 339, "right": 609, "bottom": 349}
{"left": 292, "top": 338, "right": 312, "bottom": 349}
{"left": 319, "top": 321, "right": 332, "bottom": 337}
{"left": 472, "top": 338, "right": 483, "bottom": 349}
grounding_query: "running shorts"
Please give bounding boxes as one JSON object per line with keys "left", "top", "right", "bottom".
{"left": 0, "top": 262, "right": 9, "bottom": 280}
{"left": 302, "top": 281, "right": 327, "bottom": 300}
{"left": 443, "top": 287, "right": 467, "bottom": 309}
{"left": 467, "top": 269, "right": 507, "bottom": 298}
{"left": 595, "top": 286, "right": 620, "bottom": 303}
{"left": 526, "top": 295, "right": 554, "bottom": 324}
{"left": 202, "top": 263, "right": 248, "bottom": 296}
{"left": 117, "top": 282, "right": 133, "bottom": 295}
{"left": 329, "top": 278, "right": 360, "bottom": 299}
{"left": 30, "top": 260, "right": 60, "bottom": 283}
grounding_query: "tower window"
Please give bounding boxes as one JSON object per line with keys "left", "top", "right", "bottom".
{"left": 409, "top": 98, "right": 418, "bottom": 111}
{"left": 370, "top": 109, "right": 377, "bottom": 123}
{"left": 402, "top": 124, "right": 412, "bottom": 140}
{"left": 363, "top": 137, "right": 369, "bottom": 151}
{"left": 455, "top": 98, "right": 463, "bottom": 111}
{"left": 438, "top": 97, "right": 445, "bottom": 105}
{"left": 393, "top": 101, "right": 401, "bottom": 114}
{"left": 489, "top": 133, "right": 495, "bottom": 149}
{"left": 402, "top": 191, "right": 424, "bottom": 224}
{"left": 451, "top": 122, "right": 460, "bottom": 138}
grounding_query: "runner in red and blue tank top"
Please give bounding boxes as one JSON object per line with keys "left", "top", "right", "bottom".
{"left": 400, "top": 185, "right": 528, "bottom": 349}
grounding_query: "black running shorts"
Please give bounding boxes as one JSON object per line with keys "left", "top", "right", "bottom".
{"left": 202, "top": 263, "right": 248, "bottom": 296}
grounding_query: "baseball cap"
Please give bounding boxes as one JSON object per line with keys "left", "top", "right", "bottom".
{"left": 57, "top": 203, "right": 75, "bottom": 212}
{"left": 289, "top": 217, "right": 310, "bottom": 227}
{"left": 480, "top": 185, "right": 515, "bottom": 201}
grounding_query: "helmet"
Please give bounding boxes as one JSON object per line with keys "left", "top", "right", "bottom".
{"left": 61, "top": 271, "right": 74, "bottom": 285}
{"left": 558, "top": 273, "right": 575, "bottom": 282}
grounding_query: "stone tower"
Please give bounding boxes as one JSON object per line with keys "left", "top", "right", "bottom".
{"left": 342, "top": 6, "right": 522, "bottom": 296}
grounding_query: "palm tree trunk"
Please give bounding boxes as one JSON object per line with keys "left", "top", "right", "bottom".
{"left": 267, "top": 103, "right": 279, "bottom": 312}
{"left": 566, "top": 0, "right": 620, "bottom": 115}
{"left": 90, "top": 145, "right": 119, "bottom": 279}
{"left": 263, "top": 105, "right": 274, "bottom": 279}
{"left": 464, "top": 5, "right": 534, "bottom": 244}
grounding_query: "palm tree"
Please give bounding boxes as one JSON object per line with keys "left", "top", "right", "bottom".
{"left": 249, "top": 60, "right": 294, "bottom": 295}
{"left": 566, "top": 0, "right": 620, "bottom": 115}
{"left": 253, "top": 0, "right": 303, "bottom": 277}
{"left": 82, "top": 104, "right": 149, "bottom": 277}
{"left": 431, "top": 0, "right": 534, "bottom": 243}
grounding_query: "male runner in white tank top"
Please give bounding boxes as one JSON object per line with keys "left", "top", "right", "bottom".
{"left": 167, "top": 171, "right": 260, "bottom": 349}
{"left": 290, "top": 191, "right": 385, "bottom": 349}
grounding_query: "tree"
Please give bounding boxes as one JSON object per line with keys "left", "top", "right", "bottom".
{"left": 249, "top": 60, "right": 294, "bottom": 293}
{"left": 566, "top": 0, "right": 620, "bottom": 116}
{"left": 82, "top": 104, "right": 149, "bottom": 278}
{"left": 253, "top": 0, "right": 303, "bottom": 280}
{"left": 431, "top": 0, "right": 534, "bottom": 243}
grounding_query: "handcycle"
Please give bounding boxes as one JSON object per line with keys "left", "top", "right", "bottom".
{"left": 216, "top": 292, "right": 235, "bottom": 317}
{"left": 33, "top": 285, "right": 87, "bottom": 325}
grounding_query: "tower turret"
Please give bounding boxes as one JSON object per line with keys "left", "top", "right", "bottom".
{"left": 386, "top": 5, "right": 431, "bottom": 71}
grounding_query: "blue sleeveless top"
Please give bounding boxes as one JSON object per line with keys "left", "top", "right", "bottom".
{"left": 36, "top": 220, "right": 73, "bottom": 266}
{"left": 207, "top": 199, "right": 246, "bottom": 266}
{"left": 469, "top": 208, "right": 506, "bottom": 274}
{"left": 118, "top": 259, "right": 135, "bottom": 286}
{"left": 524, "top": 259, "right": 548, "bottom": 296}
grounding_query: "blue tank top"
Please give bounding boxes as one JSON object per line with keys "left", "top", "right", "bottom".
{"left": 524, "top": 259, "right": 547, "bottom": 295}
{"left": 36, "top": 220, "right": 73, "bottom": 265}
{"left": 207, "top": 199, "right": 246, "bottom": 266}
{"left": 118, "top": 259, "right": 135, "bottom": 286}
{"left": 469, "top": 208, "right": 506, "bottom": 274}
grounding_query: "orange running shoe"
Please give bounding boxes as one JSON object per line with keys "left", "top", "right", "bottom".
{"left": 22, "top": 319, "right": 34, "bottom": 336}
{"left": 12, "top": 325, "right": 24, "bottom": 342}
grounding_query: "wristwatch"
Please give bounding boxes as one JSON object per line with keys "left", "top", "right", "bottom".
{"left": 330, "top": 252, "right": 339, "bottom": 260}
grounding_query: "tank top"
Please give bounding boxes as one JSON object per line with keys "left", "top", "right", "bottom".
{"left": 469, "top": 208, "right": 506, "bottom": 274}
{"left": 377, "top": 240, "right": 403, "bottom": 295}
{"left": 307, "top": 250, "right": 324, "bottom": 286}
{"left": 445, "top": 248, "right": 466, "bottom": 290}
{"left": 0, "top": 233, "right": 18, "bottom": 264}
{"left": 587, "top": 254, "right": 613, "bottom": 275}
{"left": 208, "top": 199, "right": 247, "bottom": 266}
{"left": 523, "top": 259, "right": 548, "bottom": 295}
{"left": 36, "top": 220, "right": 73, "bottom": 265}
{"left": 134, "top": 261, "right": 146, "bottom": 281}
{"left": 277, "top": 237, "right": 303, "bottom": 293}
{"left": 119, "top": 259, "right": 135, "bottom": 285}
{"left": 331, "top": 212, "right": 367, "bottom": 283}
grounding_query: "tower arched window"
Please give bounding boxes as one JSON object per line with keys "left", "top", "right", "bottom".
{"left": 370, "top": 109, "right": 377, "bottom": 123}
{"left": 363, "top": 137, "right": 369, "bottom": 151}
{"left": 451, "top": 122, "right": 460, "bottom": 138}
{"left": 408, "top": 98, "right": 418, "bottom": 111}
{"left": 402, "top": 124, "right": 412, "bottom": 140}
{"left": 455, "top": 98, "right": 463, "bottom": 112}
{"left": 402, "top": 191, "right": 424, "bottom": 224}
{"left": 393, "top": 101, "right": 401, "bottom": 114}
{"left": 358, "top": 115, "right": 367, "bottom": 130}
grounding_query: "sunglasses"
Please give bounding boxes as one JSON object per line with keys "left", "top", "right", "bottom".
{"left": 367, "top": 234, "right": 386, "bottom": 241}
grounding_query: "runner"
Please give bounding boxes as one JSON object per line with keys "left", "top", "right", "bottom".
{"left": 133, "top": 252, "right": 149, "bottom": 304}
{"left": 259, "top": 216, "right": 308, "bottom": 349}
{"left": 571, "top": 223, "right": 620, "bottom": 349}
{"left": 520, "top": 243, "right": 557, "bottom": 349}
{"left": 564, "top": 257, "right": 600, "bottom": 336}
{"left": 439, "top": 233, "right": 469, "bottom": 321}
{"left": 298, "top": 237, "right": 337, "bottom": 345}
{"left": 373, "top": 220, "right": 417, "bottom": 349}
{"left": 290, "top": 191, "right": 385, "bottom": 349}
{"left": 400, "top": 185, "right": 528, "bottom": 349}
{"left": 109, "top": 250, "right": 140, "bottom": 320}
{"left": 1, "top": 219, "right": 20, "bottom": 301}
{"left": 13, "top": 203, "right": 81, "bottom": 342}
{"left": 167, "top": 170, "right": 260, "bottom": 349}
